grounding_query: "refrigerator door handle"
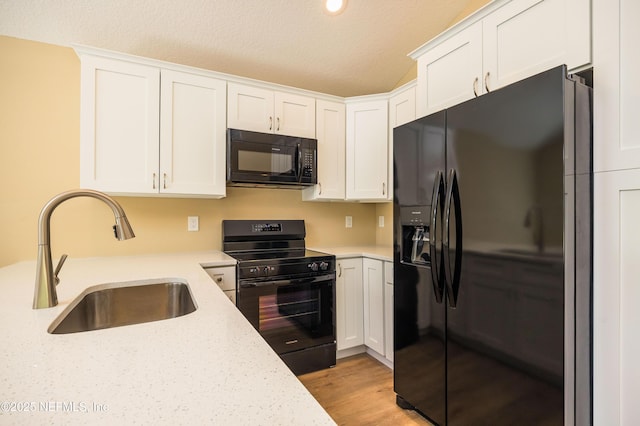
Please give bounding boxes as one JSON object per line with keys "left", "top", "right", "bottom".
{"left": 443, "top": 168, "right": 463, "bottom": 308}
{"left": 429, "top": 170, "right": 445, "bottom": 304}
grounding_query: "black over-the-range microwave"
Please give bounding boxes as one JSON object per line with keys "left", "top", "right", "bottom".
{"left": 226, "top": 128, "right": 317, "bottom": 188}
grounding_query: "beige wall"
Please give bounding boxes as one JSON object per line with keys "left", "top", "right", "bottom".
{"left": 0, "top": 36, "right": 380, "bottom": 267}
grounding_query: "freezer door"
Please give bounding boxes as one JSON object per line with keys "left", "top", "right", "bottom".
{"left": 393, "top": 110, "right": 447, "bottom": 425}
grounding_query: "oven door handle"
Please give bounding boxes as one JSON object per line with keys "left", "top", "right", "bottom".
{"left": 239, "top": 273, "right": 335, "bottom": 288}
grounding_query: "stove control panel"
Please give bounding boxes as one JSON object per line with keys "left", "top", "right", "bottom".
{"left": 308, "top": 262, "right": 330, "bottom": 272}
{"left": 247, "top": 265, "right": 277, "bottom": 277}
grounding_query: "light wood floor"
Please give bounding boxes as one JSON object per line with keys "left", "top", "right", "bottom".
{"left": 298, "top": 354, "right": 431, "bottom": 426}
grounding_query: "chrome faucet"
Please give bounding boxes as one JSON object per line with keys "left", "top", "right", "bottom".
{"left": 33, "top": 189, "right": 135, "bottom": 309}
{"left": 524, "top": 205, "right": 544, "bottom": 253}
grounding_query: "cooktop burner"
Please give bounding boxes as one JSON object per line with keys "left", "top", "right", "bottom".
{"left": 227, "top": 249, "right": 331, "bottom": 262}
{"left": 222, "top": 220, "right": 335, "bottom": 280}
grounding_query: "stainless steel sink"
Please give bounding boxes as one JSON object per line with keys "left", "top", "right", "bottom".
{"left": 48, "top": 278, "right": 197, "bottom": 334}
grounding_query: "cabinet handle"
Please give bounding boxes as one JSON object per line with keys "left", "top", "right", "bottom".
{"left": 163, "top": 173, "right": 167, "bottom": 189}
{"left": 153, "top": 173, "right": 156, "bottom": 189}
{"left": 318, "top": 182, "right": 322, "bottom": 195}
{"left": 484, "top": 72, "right": 491, "bottom": 93}
{"left": 338, "top": 263, "right": 342, "bottom": 277}
{"left": 269, "top": 116, "right": 273, "bottom": 130}
{"left": 473, "top": 77, "right": 479, "bottom": 97}
{"left": 382, "top": 182, "right": 386, "bottom": 195}
{"left": 277, "top": 117, "right": 280, "bottom": 131}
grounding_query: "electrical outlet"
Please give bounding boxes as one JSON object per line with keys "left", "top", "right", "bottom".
{"left": 188, "top": 216, "right": 199, "bottom": 232}
{"left": 378, "top": 215, "right": 384, "bottom": 228}
{"left": 345, "top": 216, "right": 353, "bottom": 228}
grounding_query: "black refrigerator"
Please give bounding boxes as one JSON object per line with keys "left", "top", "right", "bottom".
{"left": 392, "top": 66, "right": 592, "bottom": 425}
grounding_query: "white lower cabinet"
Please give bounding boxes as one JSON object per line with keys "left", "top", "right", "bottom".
{"left": 336, "top": 258, "right": 364, "bottom": 350}
{"left": 593, "top": 169, "right": 640, "bottom": 425}
{"left": 384, "top": 262, "right": 394, "bottom": 363}
{"left": 203, "top": 266, "right": 237, "bottom": 305}
{"left": 363, "top": 258, "right": 385, "bottom": 354}
{"left": 336, "top": 256, "right": 393, "bottom": 365}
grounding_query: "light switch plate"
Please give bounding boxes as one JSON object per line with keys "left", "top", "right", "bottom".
{"left": 378, "top": 215, "right": 384, "bottom": 227}
{"left": 188, "top": 216, "right": 199, "bottom": 232}
{"left": 345, "top": 216, "right": 353, "bottom": 228}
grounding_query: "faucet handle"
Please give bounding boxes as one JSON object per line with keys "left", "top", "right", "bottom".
{"left": 54, "top": 254, "right": 68, "bottom": 285}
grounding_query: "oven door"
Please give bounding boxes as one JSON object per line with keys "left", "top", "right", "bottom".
{"left": 237, "top": 273, "right": 335, "bottom": 354}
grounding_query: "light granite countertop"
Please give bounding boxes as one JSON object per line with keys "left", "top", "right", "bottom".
{"left": 0, "top": 251, "right": 335, "bottom": 425}
{"left": 310, "top": 245, "right": 393, "bottom": 262}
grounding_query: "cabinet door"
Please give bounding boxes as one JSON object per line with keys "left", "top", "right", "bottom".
{"left": 389, "top": 86, "right": 416, "bottom": 129}
{"left": 80, "top": 56, "right": 160, "bottom": 194}
{"left": 416, "top": 21, "right": 482, "bottom": 117}
{"left": 594, "top": 169, "right": 640, "bottom": 425}
{"left": 160, "top": 70, "right": 226, "bottom": 198}
{"left": 227, "top": 83, "right": 274, "bottom": 134}
{"left": 388, "top": 86, "right": 417, "bottom": 201}
{"left": 336, "top": 258, "right": 364, "bottom": 350}
{"left": 303, "top": 100, "right": 345, "bottom": 201}
{"left": 483, "top": 0, "right": 589, "bottom": 91}
{"left": 384, "top": 262, "right": 394, "bottom": 363}
{"left": 346, "top": 99, "right": 389, "bottom": 201}
{"left": 594, "top": 0, "right": 640, "bottom": 173}
{"left": 363, "top": 258, "right": 385, "bottom": 355}
{"left": 274, "top": 92, "right": 316, "bottom": 138}
{"left": 203, "top": 266, "right": 236, "bottom": 305}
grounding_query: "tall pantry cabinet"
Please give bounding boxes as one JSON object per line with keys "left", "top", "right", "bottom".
{"left": 593, "top": 0, "right": 640, "bottom": 424}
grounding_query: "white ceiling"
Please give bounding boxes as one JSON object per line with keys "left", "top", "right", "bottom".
{"left": 0, "top": 0, "right": 488, "bottom": 97}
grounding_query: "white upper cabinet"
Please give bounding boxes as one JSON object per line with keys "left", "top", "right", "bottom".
{"left": 483, "top": 0, "right": 589, "bottom": 90}
{"left": 302, "top": 100, "right": 346, "bottom": 201}
{"left": 79, "top": 51, "right": 227, "bottom": 198}
{"left": 346, "top": 98, "right": 389, "bottom": 201}
{"left": 80, "top": 55, "right": 160, "bottom": 194}
{"left": 388, "top": 83, "right": 417, "bottom": 201}
{"left": 389, "top": 84, "right": 417, "bottom": 129}
{"left": 415, "top": 21, "right": 483, "bottom": 117}
{"left": 227, "top": 83, "right": 316, "bottom": 138}
{"left": 160, "top": 70, "right": 227, "bottom": 197}
{"left": 412, "top": 0, "right": 591, "bottom": 117}
{"left": 594, "top": 0, "right": 640, "bottom": 173}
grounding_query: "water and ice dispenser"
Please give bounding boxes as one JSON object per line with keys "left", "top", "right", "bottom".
{"left": 401, "top": 206, "right": 431, "bottom": 267}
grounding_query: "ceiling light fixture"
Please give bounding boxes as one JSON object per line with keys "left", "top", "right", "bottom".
{"left": 325, "top": 0, "right": 347, "bottom": 15}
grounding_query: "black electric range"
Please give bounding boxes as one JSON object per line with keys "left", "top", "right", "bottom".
{"left": 222, "top": 220, "right": 336, "bottom": 375}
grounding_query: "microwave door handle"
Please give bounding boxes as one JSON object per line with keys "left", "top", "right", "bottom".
{"left": 296, "top": 143, "right": 303, "bottom": 182}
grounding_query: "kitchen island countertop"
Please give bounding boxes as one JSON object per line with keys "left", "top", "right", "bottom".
{"left": 0, "top": 251, "right": 335, "bottom": 425}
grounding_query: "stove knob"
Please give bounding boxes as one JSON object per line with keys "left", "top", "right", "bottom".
{"left": 263, "top": 266, "right": 270, "bottom": 275}
{"left": 308, "top": 262, "right": 319, "bottom": 272}
{"left": 319, "top": 261, "right": 329, "bottom": 271}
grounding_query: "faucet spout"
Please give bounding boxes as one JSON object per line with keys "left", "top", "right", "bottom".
{"left": 33, "top": 189, "right": 135, "bottom": 309}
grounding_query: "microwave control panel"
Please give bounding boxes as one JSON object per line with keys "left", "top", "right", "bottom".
{"left": 302, "top": 148, "right": 315, "bottom": 178}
